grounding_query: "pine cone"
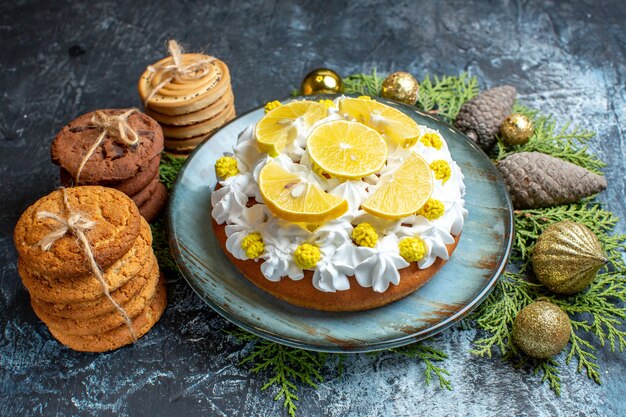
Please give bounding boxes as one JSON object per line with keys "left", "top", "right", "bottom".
{"left": 497, "top": 152, "right": 607, "bottom": 209}
{"left": 454, "top": 86, "right": 516, "bottom": 151}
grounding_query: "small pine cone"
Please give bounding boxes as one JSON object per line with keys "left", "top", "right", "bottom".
{"left": 497, "top": 152, "right": 607, "bottom": 209}
{"left": 454, "top": 86, "right": 516, "bottom": 151}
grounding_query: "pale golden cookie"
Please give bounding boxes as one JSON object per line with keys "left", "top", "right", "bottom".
{"left": 160, "top": 103, "right": 235, "bottom": 139}
{"left": 145, "top": 88, "right": 234, "bottom": 126}
{"left": 31, "top": 257, "right": 160, "bottom": 336}
{"left": 19, "top": 217, "right": 153, "bottom": 303}
{"left": 48, "top": 277, "right": 167, "bottom": 352}
{"left": 14, "top": 186, "right": 142, "bottom": 278}
{"left": 138, "top": 55, "right": 231, "bottom": 116}
{"left": 30, "top": 251, "right": 155, "bottom": 319}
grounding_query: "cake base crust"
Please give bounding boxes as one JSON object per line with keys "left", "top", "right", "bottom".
{"left": 212, "top": 219, "right": 460, "bottom": 312}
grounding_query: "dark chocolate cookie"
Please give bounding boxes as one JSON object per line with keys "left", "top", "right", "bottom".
{"left": 138, "top": 182, "right": 168, "bottom": 222}
{"left": 51, "top": 109, "right": 164, "bottom": 183}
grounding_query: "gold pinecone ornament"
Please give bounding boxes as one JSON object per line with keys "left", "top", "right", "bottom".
{"left": 532, "top": 221, "right": 607, "bottom": 294}
{"left": 497, "top": 152, "right": 607, "bottom": 209}
{"left": 512, "top": 300, "right": 571, "bottom": 358}
{"left": 454, "top": 85, "right": 516, "bottom": 151}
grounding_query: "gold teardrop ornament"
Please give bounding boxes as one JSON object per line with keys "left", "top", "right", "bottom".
{"left": 531, "top": 221, "right": 607, "bottom": 294}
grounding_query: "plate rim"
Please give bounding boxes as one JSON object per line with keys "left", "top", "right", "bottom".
{"left": 167, "top": 94, "right": 514, "bottom": 353}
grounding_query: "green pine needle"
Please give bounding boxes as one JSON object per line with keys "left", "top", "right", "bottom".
{"left": 389, "top": 343, "right": 453, "bottom": 390}
{"left": 228, "top": 329, "right": 327, "bottom": 417}
{"left": 416, "top": 73, "right": 479, "bottom": 123}
{"left": 159, "top": 152, "right": 186, "bottom": 191}
{"left": 342, "top": 69, "right": 384, "bottom": 97}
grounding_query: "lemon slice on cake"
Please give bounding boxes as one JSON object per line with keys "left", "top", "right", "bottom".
{"left": 338, "top": 97, "right": 421, "bottom": 148}
{"left": 362, "top": 152, "right": 434, "bottom": 219}
{"left": 258, "top": 160, "right": 348, "bottom": 223}
{"left": 306, "top": 120, "right": 387, "bottom": 179}
{"left": 255, "top": 101, "right": 327, "bottom": 156}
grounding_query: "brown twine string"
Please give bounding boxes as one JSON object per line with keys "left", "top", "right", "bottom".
{"left": 36, "top": 188, "right": 137, "bottom": 341}
{"left": 143, "top": 40, "right": 216, "bottom": 107}
{"left": 74, "top": 109, "right": 140, "bottom": 182}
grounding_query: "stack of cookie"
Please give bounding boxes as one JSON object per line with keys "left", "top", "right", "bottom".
{"left": 51, "top": 108, "right": 168, "bottom": 222}
{"left": 14, "top": 186, "right": 167, "bottom": 352}
{"left": 138, "top": 40, "right": 236, "bottom": 156}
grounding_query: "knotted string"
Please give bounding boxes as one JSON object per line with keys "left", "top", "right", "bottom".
{"left": 143, "top": 39, "right": 216, "bottom": 107}
{"left": 74, "top": 109, "right": 140, "bottom": 182}
{"left": 36, "top": 188, "right": 137, "bottom": 340}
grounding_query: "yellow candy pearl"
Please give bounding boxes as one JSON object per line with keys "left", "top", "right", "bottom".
{"left": 417, "top": 198, "right": 445, "bottom": 220}
{"left": 241, "top": 233, "right": 264, "bottom": 259}
{"left": 430, "top": 160, "right": 451, "bottom": 183}
{"left": 294, "top": 243, "right": 322, "bottom": 269}
{"left": 398, "top": 237, "right": 426, "bottom": 262}
{"left": 215, "top": 156, "right": 239, "bottom": 179}
{"left": 352, "top": 223, "right": 379, "bottom": 248}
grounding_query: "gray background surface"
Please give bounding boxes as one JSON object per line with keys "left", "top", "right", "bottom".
{"left": 1, "top": 0, "right": 625, "bottom": 416}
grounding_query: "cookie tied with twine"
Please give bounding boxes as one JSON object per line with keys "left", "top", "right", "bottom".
{"left": 51, "top": 109, "right": 165, "bottom": 184}
{"left": 138, "top": 40, "right": 232, "bottom": 116}
{"left": 14, "top": 186, "right": 142, "bottom": 278}
{"left": 34, "top": 188, "right": 137, "bottom": 340}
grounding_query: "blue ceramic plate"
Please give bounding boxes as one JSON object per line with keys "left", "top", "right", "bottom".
{"left": 168, "top": 96, "right": 513, "bottom": 353}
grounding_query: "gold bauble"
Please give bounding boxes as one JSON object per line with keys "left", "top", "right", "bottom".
{"left": 512, "top": 300, "right": 571, "bottom": 358}
{"left": 381, "top": 71, "right": 419, "bottom": 105}
{"left": 301, "top": 68, "right": 342, "bottom": 95}
{"left": 531, "top": 221, "right": 607, "bottom": 294}
{"left": 500, "top": 113, "right": 534, "bottom": 145}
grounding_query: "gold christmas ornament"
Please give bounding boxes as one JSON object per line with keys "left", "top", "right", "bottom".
{"left": 512, "top": 300, "right": 571, "bottom": 358}
{"left": 381, "top": 71, "right": 419, "bottom": 105}
{"left": 500, "top": 113, "right": 534, "bottom": 145}
{"left": 301, "top": 68, "right": 342, "bottom": 95}
{"left": 532, "top": 221, "right": 607, "bottom": 294}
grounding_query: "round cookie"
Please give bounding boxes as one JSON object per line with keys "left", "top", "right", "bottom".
{"left": 138, "top": 56, "right": 231, "bottom": 116}
{"left": 145, "top": 88, "right": 234, "bottom": 126}
{"left": 212, "top": 218, "right": 461, "bottom": 311}
{"left": 130, "top": 175, "right": 161, "bottom": 208}
{"left": 14, "top": 186, "right": 142, "bottom": 278}
{"left": 51, "top": 109, "right": 164, "bottom": 183}
{"left": 48, "top": 277, "right": 167, "bottom": 352}
{"left": 60, "top": 155, "right": 161, "bottom": 197}
{"left": 30, "top": 251, "right": 154, "bottom": 319}
{"left": 160, "top": 103, "right": 235, "bottom": 139}
{"left": 31, "top": 257, "right": 160, "bottom": 336}
{"left": 19, "top": 216, "right": 152, "bottom": 302}
{"left": 138, "top": 182, "right": 168, "bottom": 222}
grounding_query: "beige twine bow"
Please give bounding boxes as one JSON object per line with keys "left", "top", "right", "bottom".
{"left": 143, "top": 39, "right": 216, "bottom": 107}
{"left": 74, "top": 109, "right": 140, "bottom": 182}
{"left": 36, "top": 188, "right": 137, "bottom": 340}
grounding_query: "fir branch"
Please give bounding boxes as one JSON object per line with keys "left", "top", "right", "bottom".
{"left": 534, "top": 358, "right": 562, "bottom": 396}
{"left": 229, "top": 329, "right": 327, "bottom": 417}
{"left": 150, "top": 216, "right": 179, "bottom": 275}
{"left": 495, "top": 105, "right": 605, "bottom": 174}
{"left": 159, "top": 152, "right": 186, "bottom": 191}
{"left": 416, "top": 73, "right": 479, "bottom": 123}
{"left": 389, "top": 343, "right": 452, "bottom": 390}
{"left": 342, "top": 69, "right": 384, "bottom": 96}
{"left": 471, "top": 272, "right": 539, "bottom": 356}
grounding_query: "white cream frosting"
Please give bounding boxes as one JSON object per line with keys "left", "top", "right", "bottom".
{"left": 211, "top": 97, "right": 468, "bottom": 293}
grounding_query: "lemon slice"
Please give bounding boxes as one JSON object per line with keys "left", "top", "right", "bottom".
{"left": 362, "top": 152, "right": 434, "bottom": 219}
{"left": 306, "top": 120, "right": 387, "bottom": 179}
{"left": 339, "top": 97, "right": 421, "bottom": 147}
{"left": 255, "top": 101, "right": 327, "bottom": 156}
{"left": 258, "top": 160, "right": 348, "bottom": 223}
